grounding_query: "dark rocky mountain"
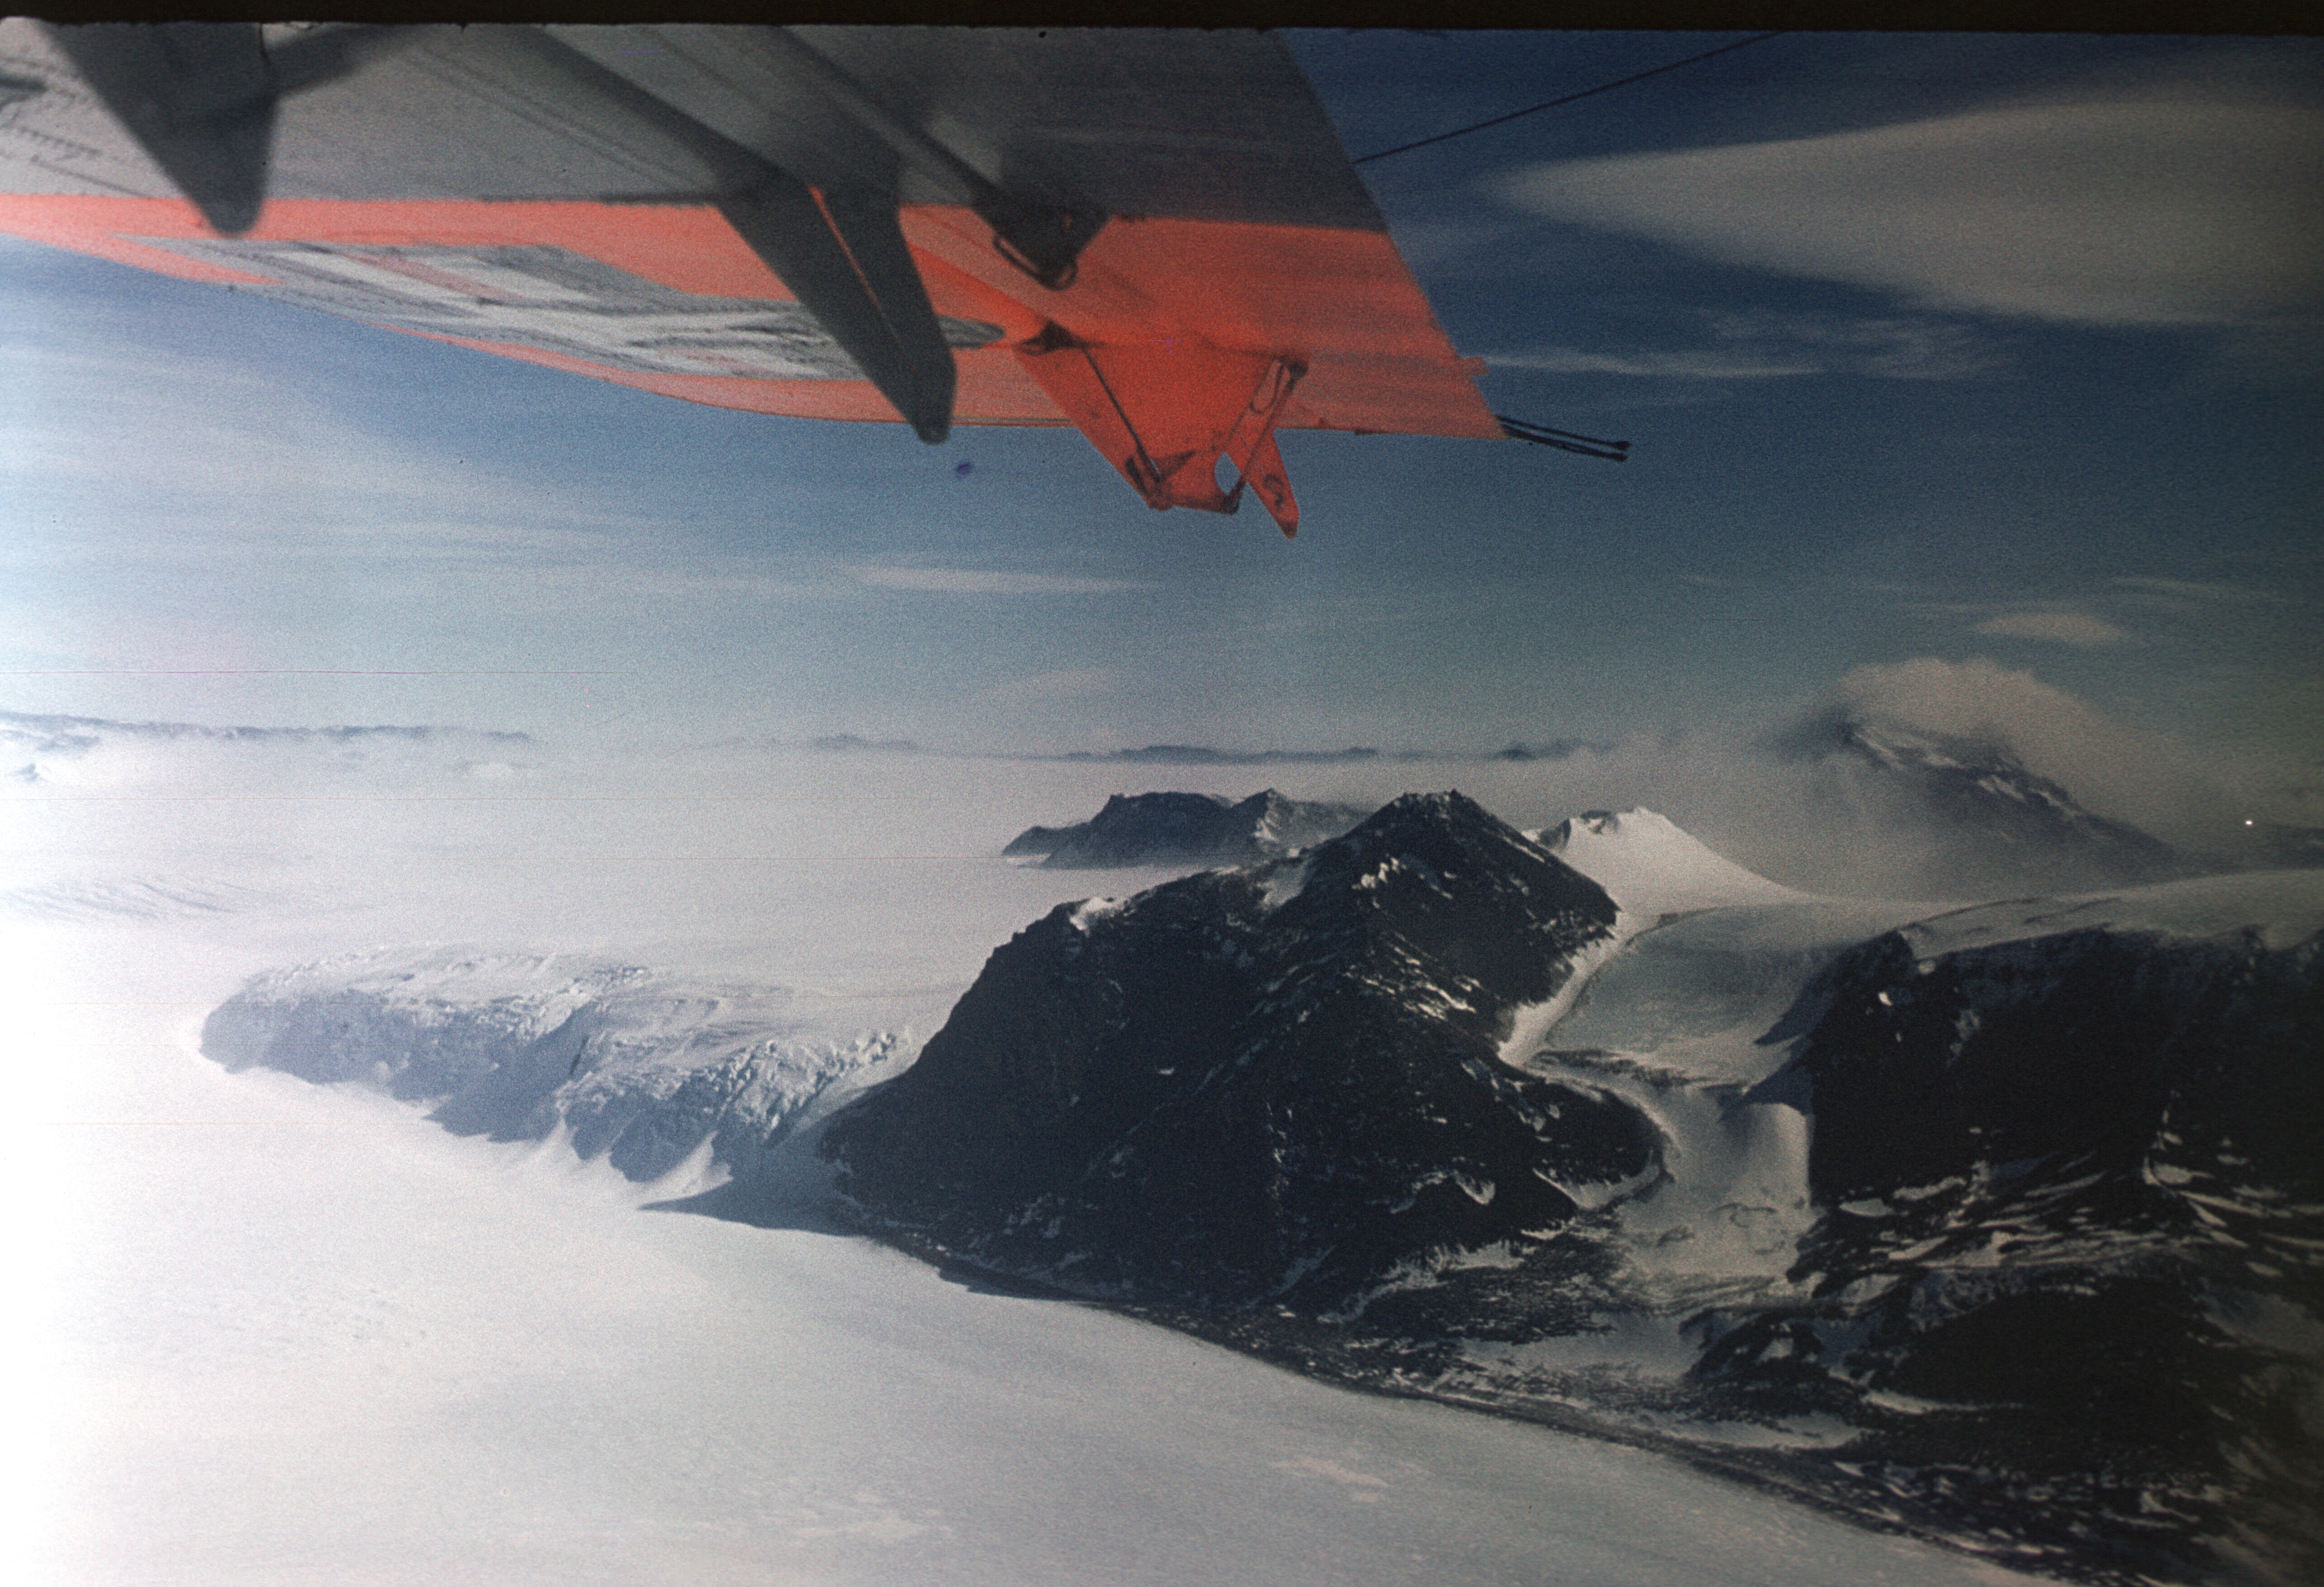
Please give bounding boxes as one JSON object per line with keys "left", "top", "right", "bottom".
{"left": 830, "top": 790, "right": 2324, "bottom": 1586}
{"left": 1493, "top": 737, "right": 1610, "bottom": 761}
{"left": 1002, "top": 788, "right": 1373, "bottom": 868}
{"left": 834, "top": 792, "right": 1626, "bottom": 1304}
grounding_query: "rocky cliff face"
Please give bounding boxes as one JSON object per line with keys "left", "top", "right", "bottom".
{"left": 1689, "top": 917, "right": 2324, "bottom": 1580}
{"left": 831, "top": 792, "right": 1628, "bottom": 1305}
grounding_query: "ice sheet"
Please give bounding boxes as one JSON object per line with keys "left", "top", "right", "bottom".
{"left": 4, "top": 741, "right": 2046, "bottom": 1585}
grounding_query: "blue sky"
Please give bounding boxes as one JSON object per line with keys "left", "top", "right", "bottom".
{"left": 2, "top": 29, "right": 2318, "bottom": 817}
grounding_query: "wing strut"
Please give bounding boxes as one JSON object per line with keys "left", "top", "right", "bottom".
{"left": 1497, "top": 414, "right": 1632, "bottom": 461}
{"left": 491, "top": 28, "right": 966, "bottom": 444}
{"left": 51, "top": 22, "right": 989, "bottom": 443}
{"left": 716, "top": 180, "right": 955, "bottom": 443}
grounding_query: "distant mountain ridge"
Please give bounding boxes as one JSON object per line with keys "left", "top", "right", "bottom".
{"left": 1058, "top": 744, "right": 1385, "bottom": 765}
{"left": 1003, "top": 788, "right": 1374, "bottom": 868}
{"left": 0, "top": 707, "right": 529, "bottom": 750}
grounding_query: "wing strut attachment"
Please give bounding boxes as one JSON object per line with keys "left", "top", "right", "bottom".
{"left": 47, "top": 24, "right": 279, "bottom": 236}
{"left": 43, "top": 23, "right": 405, "bottom": 235}
{"left": 1015, "top": 323, "right": 1307, "bottom": 537}
{"left": 763, "top": 30, "right": 1107, "bottom": 291}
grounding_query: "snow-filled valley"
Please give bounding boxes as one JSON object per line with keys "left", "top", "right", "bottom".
{"left": 9, "top": 728, "right": 2305, "bottom": 1585}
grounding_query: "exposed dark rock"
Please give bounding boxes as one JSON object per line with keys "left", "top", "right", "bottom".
{"left": 832, "top": 791, "right": 1627, "bottom": 1306}
{"left": 1690, "top": 920, "right": 2324, "bottom": 1584}
{"left": 998, "top": 822, "right": 1077, "bottom": 858}
{"left": 1002, "top": 788, "right": 1373, "bottom": 866}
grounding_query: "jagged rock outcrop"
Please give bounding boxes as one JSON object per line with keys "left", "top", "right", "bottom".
{"left": 1001, "top": 788, "right": 1372, "bottom": 867}
{"left": 832, "top": 792, "right": 1631, "bottom": 1305}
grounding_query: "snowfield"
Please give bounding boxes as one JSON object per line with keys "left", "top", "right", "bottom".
{"left": 6, "top": 739, "right": 2066, "bottom": 1584}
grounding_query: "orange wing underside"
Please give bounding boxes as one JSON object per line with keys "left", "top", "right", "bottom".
{"left": 0, "top": 195, "right": 1496, "bottom": 432}
{"left": 0, "top": 23, "right": 1524, "bottom": 536}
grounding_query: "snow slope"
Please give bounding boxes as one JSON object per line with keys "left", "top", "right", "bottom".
{"left": 1538, "top": 807, "right": 1807, "bottom": 916}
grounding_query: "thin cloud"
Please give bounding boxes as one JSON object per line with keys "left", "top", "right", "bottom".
{"left": 1492, "top": 90, "right": 2324, "bottom": 326}
{"left": 1489, "top": 348, "right": 1819, "bottom": 379}
{"left": 2114, "top": 575, "right": 2300, "bottom": 606}
{"left": 0, "top": 330, "right": 664, "bottom": 543}
{"left": 857, "top": 567, "right": 1148, "bottom": 596}
{"left": 1489, "top": 313, "right": 2001, "bottom": 382}
{"left": 1706, "top": 311, "right": 2003, "bottom": 379}
{"left": 1974, "top": 610, "right": 2133, "bottom": 646}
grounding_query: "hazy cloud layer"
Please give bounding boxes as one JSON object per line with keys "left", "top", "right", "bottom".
{"left": 0, "top": 707, "right": 526, "bottom": 750}
{"left": 13, "top": 684, "right": 2307, "bottom": 902}
{"left": 973, "top": 667, "right": 1121, "bottom": 707}
{"left": 1493, "top": 90, "right": 2324, "bottom": 325}
{"left": 1770, "top": 656, "right": 2237, "bottom": 836}
{"left": 1, "top": 708, "right": 541, "bottom": 798}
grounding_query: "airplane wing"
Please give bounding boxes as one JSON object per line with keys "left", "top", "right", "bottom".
{"left": 0, "top": 22, "right": 1524, "bottom": 537}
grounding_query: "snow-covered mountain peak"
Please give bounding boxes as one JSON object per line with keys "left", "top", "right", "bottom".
{"left": 1892, "top": 866, "right": 2324, "bottom": 960}
{"left": 1767, "top": 710, "right": 2189, "bottom": 893}
{"left": 1537, "top": 806, "right": 1801, "bottom": 915}
{"left": 204, "top": 943, "right": 900, "bottom": 1189}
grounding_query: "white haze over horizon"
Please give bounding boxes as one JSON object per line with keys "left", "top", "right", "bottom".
{"left": 8, "top": 646, "right": 2307, "bottom": 904}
